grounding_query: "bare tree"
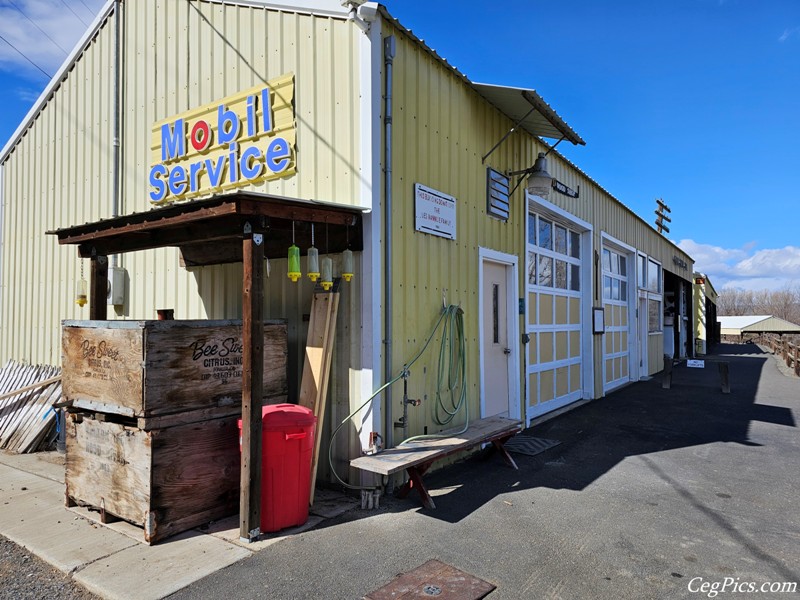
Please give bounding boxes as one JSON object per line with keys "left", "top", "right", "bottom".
{"left": 718, "top": 285, "right": 800, "bottom": 324}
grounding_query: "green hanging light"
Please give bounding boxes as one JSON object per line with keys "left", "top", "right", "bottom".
{"left": 288, "top": 221, "right": 301, "bottom": 282}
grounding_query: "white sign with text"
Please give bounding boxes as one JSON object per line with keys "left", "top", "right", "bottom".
{"left": 414, "top": 183, "right": 456, "bottom": 240}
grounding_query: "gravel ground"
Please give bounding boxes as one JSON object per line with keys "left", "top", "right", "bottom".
{"left": 0, "top": 535, "right": 98, "bottom": 600}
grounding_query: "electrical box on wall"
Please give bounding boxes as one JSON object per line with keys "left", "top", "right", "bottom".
{"left": 107, "top": 267, "right": 126, "bottom": 306}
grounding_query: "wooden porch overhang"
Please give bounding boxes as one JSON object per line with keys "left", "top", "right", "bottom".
{"left": 47, "top": 191, "right": 365, "bottom": 543}
{"left": 47, "top": 191, "right": 364, "bottom": 266}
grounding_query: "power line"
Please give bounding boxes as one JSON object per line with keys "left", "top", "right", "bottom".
{"left": 7, "top": 0, "right": 70, "bottom": 56}
{"left": 56, "top": 0, "right": 89, "bottom": 27}
{"left": 75, "top": 0, "right": 96, "bottom": 19}
{"left": 0, "top": 32, "right": 52, "bottom": 79}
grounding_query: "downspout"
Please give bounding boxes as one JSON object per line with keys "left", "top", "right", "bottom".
{"left": 346, "top": 6, "right": 370, "bottom": 34}
{"left": 111, "top": 0, "right": 122, "bottom": 268}
{"left": 383, "top": 35, "right": 396, "bottom": 450}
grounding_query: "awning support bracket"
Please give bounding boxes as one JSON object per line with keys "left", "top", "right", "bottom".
{"left": 481, "top": 103, "right": 538, "bottom": 164}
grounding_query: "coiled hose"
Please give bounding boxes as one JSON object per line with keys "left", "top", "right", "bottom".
{"left": 327, "top": 304, "right": 467, "bottom": 490}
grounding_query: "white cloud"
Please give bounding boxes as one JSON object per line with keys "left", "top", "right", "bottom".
{"left": 0, "top": 0, "right": 105, "bottom": 79}
{"left": 15, "top": 87, "right": 41, "bottom": 102}
{"left": 677, "top": 239, "right": 800, "bottom": 291}
{"left": 779, "top": 27, "right": 800, "bottom": 42}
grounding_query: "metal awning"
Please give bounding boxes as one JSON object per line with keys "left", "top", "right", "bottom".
{"left": 47, "top": 191, "right": 364, "bottom": 266}
{"left": 473, "top": 82, "right": 585, "bottom": 146}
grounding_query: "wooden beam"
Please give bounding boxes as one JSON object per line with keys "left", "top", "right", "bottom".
{"left": 238, "top": 197, "right": 359, "bottom": 226}
{"left": 89, "top": 255, "right": 108, "bottom": 320}
{"left": 0, "top": 375, "right": 61, "bottom": 403}
{"left": 56, "top": 202, "right": 240, "bottom": 246}
{"left": 240, "top": 223, "right": 264, "bottom": 542}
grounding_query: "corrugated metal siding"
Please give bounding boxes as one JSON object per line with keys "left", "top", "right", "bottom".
{"left": 1, "top": 0, "right": 364, "bottom": 368}
{"left": 1, "top": 15, "right": 116, "bottom": 364}
{"left": 388, "top": 25, "right": 535, "bottom": 436}
{"left": 121, "top": 0, "right": 361, "bottom": 210}
{"left": 543, "top": 154, "right": 692, "bottom": 274}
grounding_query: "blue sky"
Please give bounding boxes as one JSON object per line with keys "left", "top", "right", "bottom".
{"left": 1, "top": 0, "right": 799, "bottom": 291}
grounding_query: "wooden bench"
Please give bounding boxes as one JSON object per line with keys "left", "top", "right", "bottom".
{"left": 350, "top": 415, "right": 522, "bottom": 509}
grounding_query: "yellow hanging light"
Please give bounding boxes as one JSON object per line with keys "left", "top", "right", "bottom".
{"left": 321, "top": 256, "right": 333, "bottom": 291}
{"left": 287, "top": 222, "right": 301, "bottom": 282}
{"left": 307, "top": 223, "right": 320, "bottom": 282}
{"left": 75, "top": 260, "right": 88, "bottom": 307}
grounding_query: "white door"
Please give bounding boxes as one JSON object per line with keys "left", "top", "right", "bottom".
{"left": 482, "top": 261, "right": 511, "bottom": 417}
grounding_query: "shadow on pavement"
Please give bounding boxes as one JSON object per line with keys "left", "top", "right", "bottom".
{"left": 381, "top": 343, "right": 794, "bottom": 524}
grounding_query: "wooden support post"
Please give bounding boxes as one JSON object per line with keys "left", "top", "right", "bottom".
{"left": 89, "top": 254, "right": 108, "bottom": 320}
{"left": 240, "top": 224, "right": 264, "bottom": 542}
{"left": 718, "top": 361, "right": 730, "bottom": 394}
{"left": 662, "top": 356, "right": 673, "bottom": 389}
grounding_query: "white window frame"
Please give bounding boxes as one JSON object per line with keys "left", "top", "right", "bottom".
{"left": 637, "top": 252, "right": 663, "bottom": 334}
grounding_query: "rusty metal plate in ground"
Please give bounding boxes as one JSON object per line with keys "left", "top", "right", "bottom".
{"left": 364, "top": 559, "right": 495, "bottom": 599}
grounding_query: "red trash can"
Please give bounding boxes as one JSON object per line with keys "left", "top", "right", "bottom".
{"left": 239, "top": 404, "right": 316, "bottom": 533}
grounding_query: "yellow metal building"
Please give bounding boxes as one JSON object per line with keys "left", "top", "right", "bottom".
{"left": 1, "top": 0, "right": 695, "bottom": 483}
{"left": 693, "top": 273, "right": 719, "bottom": 355}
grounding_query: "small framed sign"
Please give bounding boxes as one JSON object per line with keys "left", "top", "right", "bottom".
{"left": 592, "top": 307, "right": 605, "bottom": 334}
{"left": 414, "top": 183, "right": 456, "bottom": 240}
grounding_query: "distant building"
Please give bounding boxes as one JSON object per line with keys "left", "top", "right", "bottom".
{"left": 719, "top": 315, "right": 800, "bottom": 341}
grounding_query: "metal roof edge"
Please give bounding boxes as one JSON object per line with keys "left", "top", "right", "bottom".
{"left": 201, "top": 0, "right": 351, "bottom": 18}
{"left": 0, "top": 0, "right": 116, "bottom": 164}
{"left": 376, "top": 6, "right": 585, "bottom": 147}
{"left": 545, "top": 143, "right": 693, "bottom": 269}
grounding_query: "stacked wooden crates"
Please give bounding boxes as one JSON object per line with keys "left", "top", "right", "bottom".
{"left": 61, "top": 319, "right": 288, "bottom": 544}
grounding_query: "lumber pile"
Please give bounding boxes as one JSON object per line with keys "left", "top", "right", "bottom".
{"left": 0, "top": 360, "right": 63, "bottom": 453}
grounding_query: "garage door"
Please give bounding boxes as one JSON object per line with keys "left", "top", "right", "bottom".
{"left": 602, "top": 245, "right": 632, "bottom": 392}
{"left": 526, "top": 212, "right": 583, "bottom": 419}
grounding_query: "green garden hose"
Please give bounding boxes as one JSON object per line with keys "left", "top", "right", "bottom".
{"left": 327, "top": 304, "right": 468, "bottom": 490}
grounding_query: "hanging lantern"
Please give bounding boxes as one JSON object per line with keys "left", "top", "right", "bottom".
{"left": 342, "top": 248, "right": 354, "bottom": 282}
{"left": 307, "top": 223, "right": 320, "bottom": 281}
{"left": 287, "top": 245, "right": 301, "bottom": 282}
{"left": 321, "top": 257, "right": 333, "bottom": 291}
{"left": 75, "top": 260, "right": 87, "bottom": 307}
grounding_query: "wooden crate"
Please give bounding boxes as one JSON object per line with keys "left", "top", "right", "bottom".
{"left": 65, "top": 412, "right": 241, "bottom": 544}
{"left": 62, "top": 319, "right": 287, "bottom": 418}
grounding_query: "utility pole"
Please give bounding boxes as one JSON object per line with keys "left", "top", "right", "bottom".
{"left": 655, "top": 198, "right": 671, "bottom": 235}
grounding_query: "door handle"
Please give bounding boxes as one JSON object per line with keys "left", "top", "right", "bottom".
{"left": 503, "top": 348, "right": 511, "bottom": 355}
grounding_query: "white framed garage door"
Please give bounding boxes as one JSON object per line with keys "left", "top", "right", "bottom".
{"left": 525, "top": 199, "right": 592, "bottom": 422}
{"left": 601, "top": 235, "right": 636, "bottom": 393}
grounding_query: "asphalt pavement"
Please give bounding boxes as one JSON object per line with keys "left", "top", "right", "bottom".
{"left": 170, "top": 343, "right": 800, "bottom": 599}
{"left": 1, "top": 343, "right": 797, "bottom": 599}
